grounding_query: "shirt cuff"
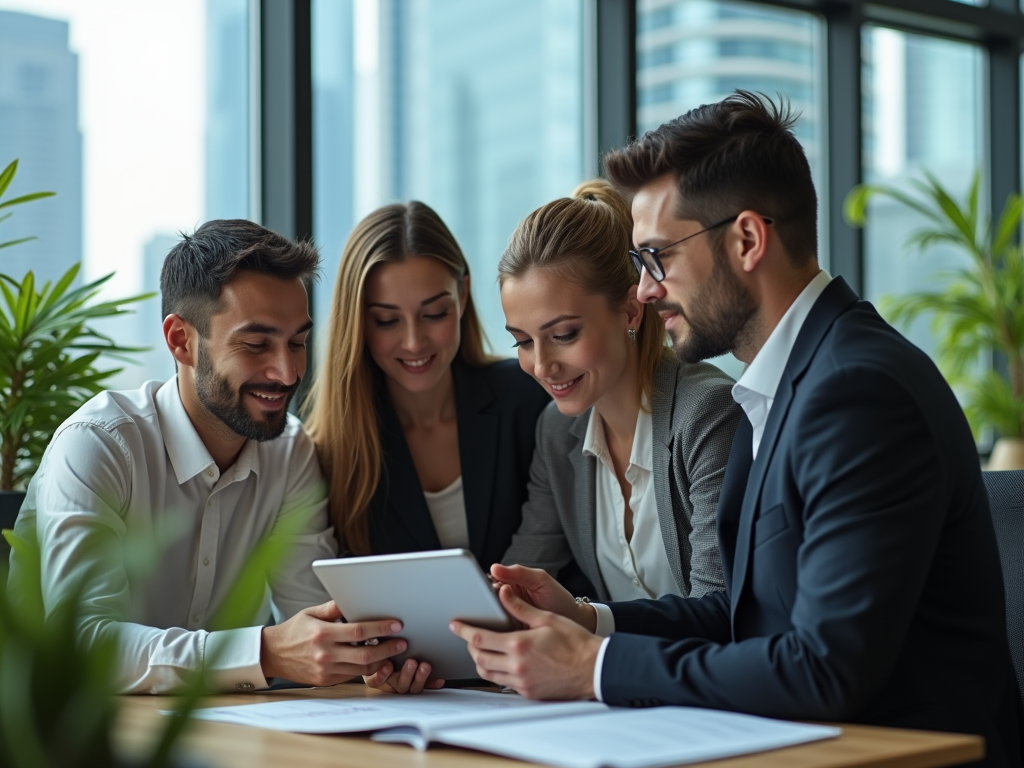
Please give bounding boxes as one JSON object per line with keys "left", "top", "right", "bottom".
{"left": 592, "top": 602, "right": 615, "bottom": 637}
{"left": 204, "top": 627, "right": 269, "bottom": 692}
{"left": 592, "top": 636, "right": 612, "bottom": 702}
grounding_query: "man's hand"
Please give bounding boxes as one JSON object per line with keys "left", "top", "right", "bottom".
{"left": 260, "top": 601, "right": 407, "bottom": 686}
{"left": 490, "top": 564, "right": 597, "bottom": 632}
{"left": 364, "top": 659, "right": 445, "bottom": 694}
{"left": 450, "top": 584, "right": 602, "bottom": 700}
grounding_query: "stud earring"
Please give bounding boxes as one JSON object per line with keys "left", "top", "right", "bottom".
{"left": 628, "top": 327, "right": 637, "bottom": 347}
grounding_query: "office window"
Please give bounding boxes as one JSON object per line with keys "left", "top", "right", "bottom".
{"left": 0, "top": 0, "right": 250, "bottom": 389}
{"left": 312, "top": 0, "right": 585, "bottom": 352}
{"left": 635, "top": 0, "right": 824, "bottom": 378}
{"left": 861, "top": 26, "right": 984, "bottom": 364}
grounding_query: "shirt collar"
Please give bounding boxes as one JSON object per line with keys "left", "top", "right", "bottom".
{"left": 581, "top": 400, "right": 653, "bottom": 473}
{"left": 155, "top": 377, "right": 261, "bottom": 485}
{"left": 733, "top": 270, "right": 832, "bottom": 405}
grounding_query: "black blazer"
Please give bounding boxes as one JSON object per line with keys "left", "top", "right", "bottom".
{"left": 600, "top": 278, "right": 1021, "bottom": 767}
{"left": 367, "top": 357, "right": 550, "bottom": 570}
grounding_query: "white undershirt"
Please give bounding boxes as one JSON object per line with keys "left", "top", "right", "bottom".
{"left": 423, "top": 475, "right": 470, "bottom": 550}
{"left": 584, "top": 406, "right": 680, "bottom": 602}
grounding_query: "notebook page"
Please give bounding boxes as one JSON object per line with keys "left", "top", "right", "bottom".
{"left": 428, "top": 707, "right": 841, "bottom": 768}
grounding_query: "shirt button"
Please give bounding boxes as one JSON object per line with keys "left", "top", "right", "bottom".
{"left": 235, "top": 682, "right": 255, "bottom": 691}
{"left": 633, "top": 578, "right": 640, "bottom": 587}
{"left": 206, "top": 468, "right": 215, "bottom": 478}
{"left": 203, "top": 557, "right": 210, "bottom": 566}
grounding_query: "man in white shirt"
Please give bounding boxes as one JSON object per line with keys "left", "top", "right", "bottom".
{"left": 9, "top": 220, "right": 431, "bottom": 694}
{"left": 451, "top": 92, "right": 1019, "bottom": 767}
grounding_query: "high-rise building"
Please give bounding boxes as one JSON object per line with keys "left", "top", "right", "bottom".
{"left": 636, "top": 0, "right": 820, "bottom": 171}
{"left": 0, "top": 9, "right": 82, "bottom": 287}
{"left": 374, "top": 0, "right": 585, "bottom": 347}
{"left": 205, "top": 0, "right": 250, "bottom": 221}
{"left": 134, "top": 233, "right": 178, "bottom": 388}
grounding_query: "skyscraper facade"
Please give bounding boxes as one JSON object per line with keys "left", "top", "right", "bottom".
{"left": 0, "top": 9, "right": 82, "bottom": 288}
{"left": 205, "top": 0, "right": 251, "bottom": 222}
{"left": 636, "top": 0, "right": 820, "bottom": 175}
{"left": 318, "top": 0, "right": 585, "bottom": 350}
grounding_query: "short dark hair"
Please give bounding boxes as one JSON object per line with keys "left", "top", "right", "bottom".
{"left": 160, "top": 219, "right": 321, "bottom": 336}
{"left": 604, "top": 90, "right": 818, "bottom": 265}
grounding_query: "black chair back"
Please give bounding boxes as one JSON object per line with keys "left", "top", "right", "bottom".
{"left": 984, "top": 469, "right": 1024, "bottom": 713}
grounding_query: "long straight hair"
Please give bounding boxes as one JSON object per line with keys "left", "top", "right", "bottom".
{"left": 498, "top": 179, "right": 670, "bottom": 407}
{"left": 302, "top": 202, "right": 491, "bottom": 555}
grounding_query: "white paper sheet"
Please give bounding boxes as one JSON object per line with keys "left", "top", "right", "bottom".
{"left": 189, "top": 688, "right": 606, "bottom": 735}
{"left": 420, "top": 707, "right": 840, "bottom": 768}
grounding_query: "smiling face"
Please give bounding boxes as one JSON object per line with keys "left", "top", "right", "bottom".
{"left": 195, "top": 270, "right": 312, "bottom": 441}
{"left": 501, "top": 267, "right": 639, "bottom": 417}
{"left": 633, "top": 174, "right": 757, "bottom": 363}
{"left": 363, "top": 256, "right": 467, "bottom": 395}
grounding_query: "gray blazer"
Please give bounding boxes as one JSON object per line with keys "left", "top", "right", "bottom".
{"left": 502, "top": 356, "right": 742, "bottom": 601}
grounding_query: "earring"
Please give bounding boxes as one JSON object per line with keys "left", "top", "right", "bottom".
{"left": 628, "top": 327, "right": 637, "bottom": 347}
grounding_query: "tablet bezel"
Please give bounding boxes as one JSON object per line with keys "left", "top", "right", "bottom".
{"left": 312, "top": 548, "right": 512, "bottom": 681}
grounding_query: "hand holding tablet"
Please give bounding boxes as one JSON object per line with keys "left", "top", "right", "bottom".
{"left": 313, "top": 549, "right": 513, "bottom": 681}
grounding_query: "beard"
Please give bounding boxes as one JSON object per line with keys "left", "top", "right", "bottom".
{"left": 659, "top": 242, "right": 757, "bottom": 364}
{"left": 194, "top": 339, "right": 297, "bottom": 442}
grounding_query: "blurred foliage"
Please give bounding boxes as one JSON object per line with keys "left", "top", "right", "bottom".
{"left": 0, "top": 509, "right": 302, "bottom": 768}
{"left": 0, "top": 158, "right": 154, "bottom": 490}
{"left": 846, "top": 171, "right": 1024, "bottom": 439}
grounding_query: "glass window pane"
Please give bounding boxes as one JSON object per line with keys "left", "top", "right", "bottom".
{"left": 861, "top": 27, "right": 984, "bottom": 365}
{"left": 635, "top": 0, "right": 825, "bottom": 379}
{"left": 312, "top": 0, "right": 584, "bottom": 350}
{"left": 0, "top": 0, "right": 251, "bottom": 388}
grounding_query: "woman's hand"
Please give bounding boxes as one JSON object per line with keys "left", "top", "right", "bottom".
{"left": 489, "top": 564, "right": 596, "bottom": 631}
{"left": 364, "top": 658, "right": 445, "bottom": 693}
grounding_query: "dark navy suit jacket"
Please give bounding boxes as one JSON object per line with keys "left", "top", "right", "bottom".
{"left": 601, "top": 278, "right": 1021, "bottom": 767}
{"left": 367, "top": 357, "right": 550, "bottom": 571}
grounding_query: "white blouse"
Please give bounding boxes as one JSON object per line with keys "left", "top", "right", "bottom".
{"left": 582, "top": 406, "right": 681, "bottom": 602}
{"left": 423, "top": 475, "right": 470, "bottom": 550}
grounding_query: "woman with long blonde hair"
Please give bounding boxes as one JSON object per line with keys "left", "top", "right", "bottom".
{"left": 499, "top": 180, "right": 742, "bottom": 602}
{"left": 304, "top": 199, "right": 548, "bottom": 571}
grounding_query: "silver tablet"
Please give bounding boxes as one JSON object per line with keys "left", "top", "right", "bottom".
{"left": 312, "top": 549, "right": 512, "bottom": 680}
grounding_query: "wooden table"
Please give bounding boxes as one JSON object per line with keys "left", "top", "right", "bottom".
{"left": 115, "top": 684, "right": 983, "bottom": 768}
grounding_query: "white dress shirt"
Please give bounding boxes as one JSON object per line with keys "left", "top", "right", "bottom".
{"left": 732, "top": 270, "right": 832, "bottom": 459}
{"left": 590, "top": 270, "right": 832, "bottom": 700}
{"left": 584, "top": 406, "right": 680, "bottom": 602}
{"left": 423, "top": 475, "right": 470, "bottom": 550}
{"left": 10, "top": 378, "right": 337, "bottom": 694}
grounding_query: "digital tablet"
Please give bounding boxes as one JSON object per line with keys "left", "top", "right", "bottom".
{"left": 312, "top": 549, "right": 512, "bottom": 680}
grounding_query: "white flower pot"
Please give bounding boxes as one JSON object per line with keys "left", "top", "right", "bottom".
{"left": 987, "top": 438, "right": 1024, "bottom": 471}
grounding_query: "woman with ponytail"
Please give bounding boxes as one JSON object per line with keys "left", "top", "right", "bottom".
{"left": 499, "top": 180, "right": 741, "bottom": 601}
{"left": 303, "top": 200, "right": 549, "bottom": 573}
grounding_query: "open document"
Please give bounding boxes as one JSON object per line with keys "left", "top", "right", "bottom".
{"left": 189, "top": 689, "right": 841, "bottom": 767}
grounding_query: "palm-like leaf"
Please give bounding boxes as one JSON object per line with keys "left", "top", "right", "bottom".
{"left": 0, "top": 159, "right": 155, "bottom": 489}
{"left": 846, "top": 170, "right": 1024, "bottom": 438}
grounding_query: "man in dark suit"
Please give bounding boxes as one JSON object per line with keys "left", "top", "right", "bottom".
{"left": 451, "top": 91, "right": 1020, "bottom": 766}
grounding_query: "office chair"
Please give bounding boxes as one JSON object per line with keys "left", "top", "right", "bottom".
{"left": 983, "top": 469, "right": 1024, "bottom": 713}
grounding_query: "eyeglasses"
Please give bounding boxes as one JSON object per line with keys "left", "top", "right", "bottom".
{"left": 629, "top": 214, "right": 774, "bottom": 282}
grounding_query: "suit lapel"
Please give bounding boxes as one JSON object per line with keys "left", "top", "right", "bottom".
{"left": 650, "top": 358, "right": 686, "bottom": 592}
{"left": 717, "top": 414, "right": 752, "bottom": 598}
{"left": 567, "top": 409, "right": 608, "bottom": 600}
{"left": 453, "top": 361, "right": 498, "bottom": 559}
{"left": 729, "top": 277, "right": 860, "bottom": 613}
{"left": 377, "top": 389, "right": 442, "bottom": 550}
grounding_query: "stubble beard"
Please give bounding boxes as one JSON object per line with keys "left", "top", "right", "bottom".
{"left": 662, "top": 243, "right": 758, "bottom": 365}
{"left": 194, "top": 339, "right": 296, "bottom": 442}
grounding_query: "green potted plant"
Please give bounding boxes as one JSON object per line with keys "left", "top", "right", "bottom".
{"left": 845, "top": 171, "right": 1024, "bottom": 469}
{"left": 0, "top": 158, "right": 152, "bottom": 531}
{"left": 1, "top": 515, "right": 301, "bottom": 767}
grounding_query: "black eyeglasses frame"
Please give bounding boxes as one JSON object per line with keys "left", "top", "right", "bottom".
{"left": 629, "top": 214, "right": 774, "bottom": 282}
